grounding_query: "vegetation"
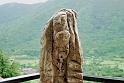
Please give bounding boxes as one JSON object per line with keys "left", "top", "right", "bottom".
{"left": 0, "top": 0, "right": 124, "bottom": 80}
{"left": 0, "top": 50, "right": 20, "bottom": 78}
{"left": 84, "top": 56, "right": 124, "bottom": 77}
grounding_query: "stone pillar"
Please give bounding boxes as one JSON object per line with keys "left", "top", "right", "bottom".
{"left": 40, "top": 9, "right": 83, "bottom": 83}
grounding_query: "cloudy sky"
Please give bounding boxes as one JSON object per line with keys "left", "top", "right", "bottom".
{"left": 0, "top": 0, "right": 48, "bottom": 5}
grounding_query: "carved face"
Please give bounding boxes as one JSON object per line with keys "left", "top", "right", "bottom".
{"left": 53, "top": 11, "right": 70, "bottom": 47}
{"left": 53, "top": 11, "right": 69, "bottom": 32}
{"left": 55, "top": 30, "right": 70, "bottom": 47}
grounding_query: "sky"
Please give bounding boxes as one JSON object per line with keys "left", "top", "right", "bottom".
{"left": 0, "top": 0, "right": 48, "bottom": 5}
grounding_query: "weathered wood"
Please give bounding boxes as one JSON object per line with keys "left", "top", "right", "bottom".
{"left": 39, "top": 9, "right": 83, "bottom": 83}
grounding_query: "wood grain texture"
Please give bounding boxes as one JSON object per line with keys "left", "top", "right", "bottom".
{"left": 40, "top": 9, "right": 83, "bottom": 83}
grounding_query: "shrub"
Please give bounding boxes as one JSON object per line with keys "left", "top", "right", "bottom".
{"left": 0, "top": 50, "right": 20, "bottom": 78}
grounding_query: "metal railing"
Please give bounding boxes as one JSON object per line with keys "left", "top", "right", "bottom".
{"left": 0, "top": 73, "right": 124, "bottom": 83}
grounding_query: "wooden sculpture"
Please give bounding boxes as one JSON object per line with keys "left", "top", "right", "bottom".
{"left": 40, "top": 9, "right": 83, "bottom": 83}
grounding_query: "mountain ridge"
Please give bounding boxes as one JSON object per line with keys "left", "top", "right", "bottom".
{"left": 0, "top": 0, "right": 124, "bottom": 58}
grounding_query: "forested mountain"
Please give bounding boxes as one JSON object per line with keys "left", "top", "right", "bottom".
{"left": 0, "top": 0, "right": 124, "bottom": 58}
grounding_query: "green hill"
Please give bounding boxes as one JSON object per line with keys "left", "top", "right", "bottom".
{"left": 0, "top": 0, "right": 124, "bottom": 58}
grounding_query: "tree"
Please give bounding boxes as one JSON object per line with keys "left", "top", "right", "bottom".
{"left": 0, "top": 50, "right": 20, "bottom": 78}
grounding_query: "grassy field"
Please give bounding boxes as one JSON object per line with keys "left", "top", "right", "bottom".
{"left": 84, "top": 56, "right": 124, "bottom": 77}
{"left": 12, "top": 55, "right": 39, "bottom": 69}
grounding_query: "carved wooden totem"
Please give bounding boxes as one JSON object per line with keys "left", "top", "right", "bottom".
{"left": 40, "top": 9, "right": 83, "bottom": 83}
